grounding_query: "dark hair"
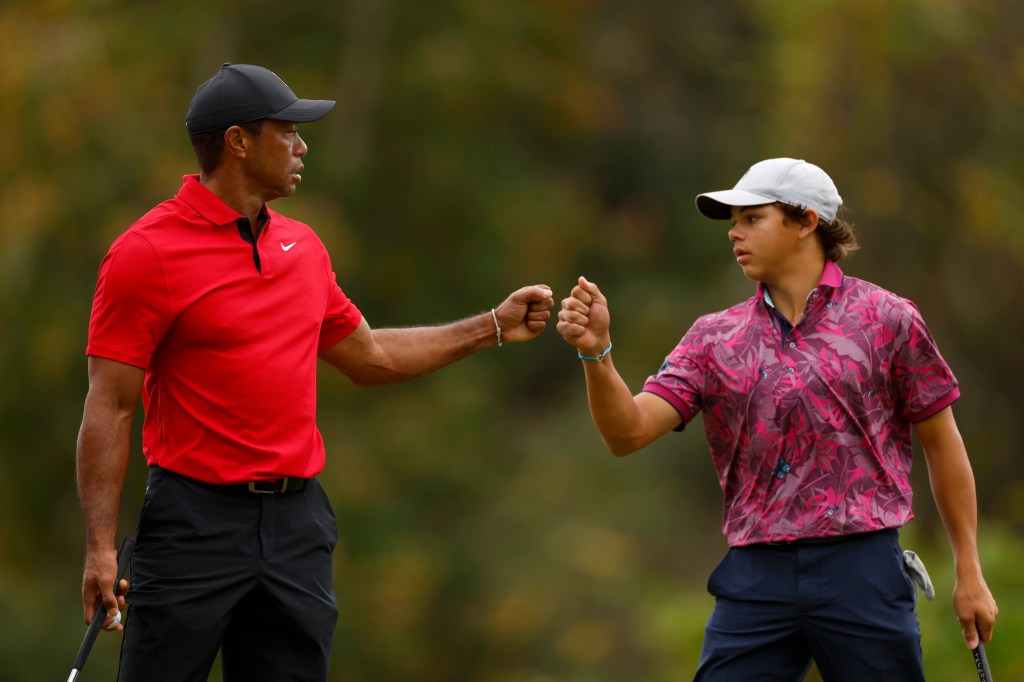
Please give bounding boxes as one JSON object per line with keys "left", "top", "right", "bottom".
{"left": 776, "top": 202, "right": 859, "bottom": 262}
{"left": 189, "top": 120, "right": 264, "bottom": 175}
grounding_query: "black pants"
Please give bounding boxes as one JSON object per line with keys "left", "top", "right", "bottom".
{"left": 118, "top": 466, "right": 339, "bottom": 682}
{"left": 695, "top": 529, "right": 925, "bottom": 681}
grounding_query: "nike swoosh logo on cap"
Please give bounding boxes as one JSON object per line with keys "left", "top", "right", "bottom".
{"left": 281, "top": 242, "right": 297, "bottom": 251}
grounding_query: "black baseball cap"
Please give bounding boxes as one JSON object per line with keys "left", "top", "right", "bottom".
{"left": 185, "top": 63, "right": 336, "bottom": 135}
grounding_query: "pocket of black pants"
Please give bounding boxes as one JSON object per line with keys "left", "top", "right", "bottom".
{"left": 302, "top": 480, "right": 338, "bottom": 552}
{"left": 707, "top": 550, "right": 734, "bottom": 597}
{"left": 891, "top": 541, "right": 919, "bottom": 607}
{"left": 134, "top": 466, "right": 169, "bottom": 545}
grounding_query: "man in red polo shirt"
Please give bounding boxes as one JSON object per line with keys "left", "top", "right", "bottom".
{"left": 78, "top": 63, "right": 554, "bottom": 681}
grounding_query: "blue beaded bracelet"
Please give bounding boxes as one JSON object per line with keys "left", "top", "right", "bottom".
{"left": 578, "top": 341, "right": 613, "bottom": 362}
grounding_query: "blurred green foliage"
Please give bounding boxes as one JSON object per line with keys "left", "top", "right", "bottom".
{"left": 1, "top": 0, "right": 1022, "bottom": 679}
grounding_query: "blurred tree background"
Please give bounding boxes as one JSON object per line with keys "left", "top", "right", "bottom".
{"left": 1, "top": 0, "right": 1022, "bottom": 679}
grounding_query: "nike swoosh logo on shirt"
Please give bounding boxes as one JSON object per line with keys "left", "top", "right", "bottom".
{"left": 281, "top": 242, "right": 297, "bottom": 251}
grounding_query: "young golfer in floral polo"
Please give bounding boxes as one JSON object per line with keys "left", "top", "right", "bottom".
{"left": 557, "top": 158, "right": 998, "bottom": 680}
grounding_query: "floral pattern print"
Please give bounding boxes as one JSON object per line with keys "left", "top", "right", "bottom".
{"left": 643, "top": 262, "right": 959, "bottom": 546}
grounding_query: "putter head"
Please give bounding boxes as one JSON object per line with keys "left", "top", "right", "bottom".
{"left": 902, "top": 549, "right": 936, "bottom": 601}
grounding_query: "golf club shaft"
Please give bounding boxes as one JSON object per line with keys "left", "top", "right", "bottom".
{"left": 973, "top": 642, "right": 993, "bottom": 681}
{"left": 68, "top": 537, "right": 135, "bottom": 680}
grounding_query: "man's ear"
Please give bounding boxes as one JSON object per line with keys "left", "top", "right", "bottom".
{"left": 798, "top": 209, "right": 821, "bottom": 239}
{"left": 223, "top": 125, "right": 249, "bottom": 159}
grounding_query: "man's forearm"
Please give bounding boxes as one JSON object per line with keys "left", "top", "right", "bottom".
{"left": 362, "top": 313, "right": 496, "bottom": 385}
{"left": 77, "top": 399, "right": 134, "bottom": 549}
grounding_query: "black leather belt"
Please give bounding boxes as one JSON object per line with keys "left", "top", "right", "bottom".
{"left": 152, "top": 466, "right": 311, "bottom": 495}
{"left": 242, "top": 477, "right": 309, "bottom": 494}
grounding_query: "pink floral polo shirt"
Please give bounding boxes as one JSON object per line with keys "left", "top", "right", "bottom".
{"left": 643, "top": 261, "right": 959, "bottom": 546}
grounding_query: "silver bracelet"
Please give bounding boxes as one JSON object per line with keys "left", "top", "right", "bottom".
{"left": 491, "top": 308, "right": 502, "bottom": 347}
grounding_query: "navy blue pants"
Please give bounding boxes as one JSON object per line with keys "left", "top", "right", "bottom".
{"left": 118, "top": 466, "right": 339, "bottom": 682}
{"left": 695, "top": 530, "right": 925, "bottom": 681}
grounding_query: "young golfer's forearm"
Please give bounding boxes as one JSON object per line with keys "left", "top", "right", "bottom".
{"left": 582, "top": 357, "right": 657, "bottom": 456}
{"left": 916, "top": 408, "right": 999, "bottom": 645}
{"left": 915, "top": 409, "right": 983, "bottom": 575}
{"left": 927, "top": 447, "right": 982, "bottom": 576}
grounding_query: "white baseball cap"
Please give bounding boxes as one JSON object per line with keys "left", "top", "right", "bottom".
{"left": 695, "top": 158, "right": 842, "bottom": 223}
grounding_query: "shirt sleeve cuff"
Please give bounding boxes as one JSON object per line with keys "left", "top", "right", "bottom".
{"left": 641, "top": 383, "right": 694, "bottom": 432}
{"left": 908, "top": 386, "right": 960, "bottom": 423}
{"left": 85, "top": 345, "right": 149, "bottom": 370}
{"left": 318, "top": 311, "right": 364, "bottom": 352}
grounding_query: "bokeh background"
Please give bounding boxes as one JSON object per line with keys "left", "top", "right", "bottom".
{"left": 2, "top": 0, "right": 1022, "bottom": 680}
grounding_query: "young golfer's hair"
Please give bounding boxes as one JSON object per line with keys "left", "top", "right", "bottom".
{"left": 778, "top": 202, "right": 859, "bottom": 262}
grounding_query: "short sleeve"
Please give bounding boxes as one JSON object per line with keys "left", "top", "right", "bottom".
{"left": 890, "top": 301, "right": 959, "bottom": 422}
{"left": 318, "top": 270, "right": 363, "bottom": 351}
{"left": 641, "top": 324, "right": 707, "bottom": 429}
{"left": 86, "top": 232, "right": 172, "bottom": 369}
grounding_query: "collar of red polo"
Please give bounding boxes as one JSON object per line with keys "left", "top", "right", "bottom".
{"left": 177, "top": 174, "right": 247, "bottom": 226}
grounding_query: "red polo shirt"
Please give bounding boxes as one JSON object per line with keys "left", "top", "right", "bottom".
{"left": 87, "top": 175, "right": 362, "bottom": 483}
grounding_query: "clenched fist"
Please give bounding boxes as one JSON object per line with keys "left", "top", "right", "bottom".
{"left": 557, "top": 276, "right": 611, "bottom": 358}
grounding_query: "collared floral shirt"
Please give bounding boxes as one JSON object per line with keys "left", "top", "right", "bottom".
{"left": 643, "top": 262, "right": 959, "bottom": 546}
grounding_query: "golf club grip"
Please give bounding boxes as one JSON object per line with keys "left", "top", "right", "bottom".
{"left": 70, "top": 537, "right": 136, "bottom": 672}
{"left": 973, "top": 643, "right": 993, "bottom": 681}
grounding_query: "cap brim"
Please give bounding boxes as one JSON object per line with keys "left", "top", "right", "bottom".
{"left": 695, "top": 189, "right": 777, "bottom": 220}
{"left": 268, "top": 98, "right": 336, "bottom": 124}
